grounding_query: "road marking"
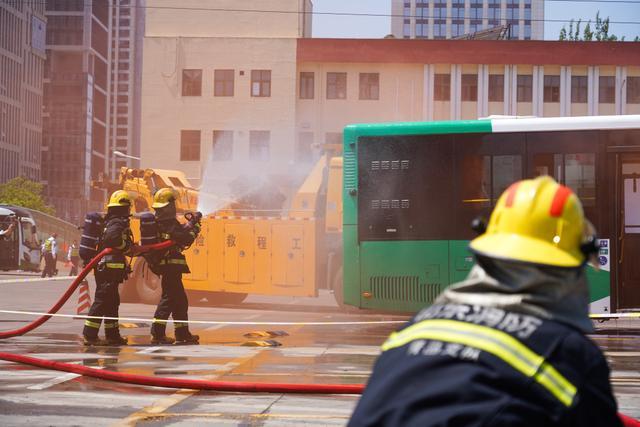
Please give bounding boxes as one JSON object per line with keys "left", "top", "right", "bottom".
{"left": 136, "top": 346, "right": 162, "bottom": 355}
{"left": 27, "top": 372, "right": 80, "bottom": 390}
{"left": 127, "top": 412, "right": 350, "bottom": 422}
{"left": 0, "top": 309, "right": 407, "bottom": 326}
{"left": 0, "top": 276, "right": 78, "bottom": 284}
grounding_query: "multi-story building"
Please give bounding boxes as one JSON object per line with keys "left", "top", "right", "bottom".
{"left": 296, "top": 39, "right": 640, "bottom": 136}
{"left": 109, "top": 0, "right": 144, "bottom": 175}
{"left": 42, "top": 0, "right": 112, "bottom": 222}
{"left": 0, "top": 1, "right": 46, "bottom": 183}
{"left": 140, "top": 0, "right": 313, "bottom": 187}
{"left": 391, "top": 0, "right": 544, "bottom": 40}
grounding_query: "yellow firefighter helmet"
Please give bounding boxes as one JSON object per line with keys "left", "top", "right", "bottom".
{"left": 107, "top": 190, "right": 132, "bottom": 208}
{"left": 470, "top": 176, "right": 595, "bottom": 268}
{"left": 152, "top": 187, "right": 177, "bottom": 209}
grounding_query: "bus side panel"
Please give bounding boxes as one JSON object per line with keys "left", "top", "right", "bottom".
{"left": 587, "top": 266, "right": 611, "bottom": 313}
{"left": 358, "top": 240, "right": 450, "bottom": 313}
{"left": 448, "top": 240, "right": 474, "bottom": 283}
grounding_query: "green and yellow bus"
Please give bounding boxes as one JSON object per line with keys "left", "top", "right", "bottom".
{"left": 342, "top": 115, "right": 640, "bottom": 314}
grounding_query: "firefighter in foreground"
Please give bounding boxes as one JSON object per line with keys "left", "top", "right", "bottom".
{"left": 83, "top": 190, "right": 133, "bottom": 346}
{"left": 149, "top": 188, "right": 202, "bottom": 345}
{"left": 349, "top": 176, "right": 621, "bottom": 427}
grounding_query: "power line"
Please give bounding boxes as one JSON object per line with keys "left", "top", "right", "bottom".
{"left": 20, "top": 0, "right": 640, "bottom": 26}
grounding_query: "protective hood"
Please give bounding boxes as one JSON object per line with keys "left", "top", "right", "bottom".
{"left": 435, "top": 255, "right": 593, "bottom": 333}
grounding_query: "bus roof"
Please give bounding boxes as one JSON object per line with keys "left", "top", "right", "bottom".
{"left": 0, "top": 205, "right": 33, "bottom": 218}
{"left": 344, "top": 115, "right": 640, "bottom": 138}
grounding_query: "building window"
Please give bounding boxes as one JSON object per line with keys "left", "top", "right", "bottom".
{"left": 359, "top": 73, "right": 380, "bottom": 100}
{"left": 461, "top": 74, "right": 478, "bottom": 102}
{"left": 599, "top": 76, "right": 615, "bottom": 104}
{"left": 182, "top": 69, "right": 202, "bottom": 96}
{"left": 327, "top": 72, "right": 347, "bottom": 99}
{"left": 214, "top": 69, "right": 234, "bottom": 97}
{"left": 180, "top": 130, "right": 200, "bottom": 161}
{"left": 434, "top": 74, "right": 450, "bottom": 101}
{"left": 488, "top": 74, "right": 504, "bottom": 102}
{"left": 249, "top": 131, "right": 270, "bottom": 161}
{"left": 628, "top": 77, "right": 640, "bottom": 104}
{"left": 571, "top": 76, "right": 588, "bottom": 103}
{"left": 300, "top": 72, "right": 314, "bottom": 99}
{"left": 543, "top": 75, "right": 560, "bottom": 103}
{"left": 251, "top": 70, "right": 271, "bottom": 97}
{"left": 517, "top": 75, "right": 533, "bottom": 102}
{"left": 297, "top": 132, "right": 314, "bottom": 162}
{"left": 212, "top": 130, "right": 233, "bottom": 161}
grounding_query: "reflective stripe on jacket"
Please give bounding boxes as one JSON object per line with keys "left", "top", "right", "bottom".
{"left": 349, "top": 303, "right": 622, "bottom": 427}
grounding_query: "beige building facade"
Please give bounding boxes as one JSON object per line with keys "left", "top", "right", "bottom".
{"left": 295, "top": 39, "right": 640, "bottom": 156}
{"left": 140, "top": 11, "right": 640, "bottom": 188}
{"left": 140, "top": 0, "right": 312, "bottom": 186}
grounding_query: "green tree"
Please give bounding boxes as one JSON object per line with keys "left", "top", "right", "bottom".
{"left": 0, "top": 177, "right": 55, "bottom": 215}
{"left": 559, "top": 12, "right": 633, "bottom": 41}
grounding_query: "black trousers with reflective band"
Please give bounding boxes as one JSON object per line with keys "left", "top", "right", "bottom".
{"left": 151, "top": 270, "right": 191, "bottom": 339}
{"left": 82, "top": 269, "right": 122, "bottom": 338}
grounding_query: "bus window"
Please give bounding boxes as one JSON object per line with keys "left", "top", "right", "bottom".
{"left": 533, "top": 153, "right": 595, "bottom": 206}
{"left": 493, "top": 155, "right": 523, "bottom": 203}
{"left": 460, "top": 155, "right": 491, "bottom": 207}
{"left": 21, "top": 221, "right": 38, "bottom": 249}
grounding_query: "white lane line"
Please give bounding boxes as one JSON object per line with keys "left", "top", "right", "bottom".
{"left": 136, "top": 346, "right": 162, "bottom": 355}
{"left": 0, "top": 309, "right": 407, "bottom": 326}
{"left": 27, "top": 372, "right": 80, "bottom": 390}
{"left": 0, "top": 276, "right": 78, "bottom": 284}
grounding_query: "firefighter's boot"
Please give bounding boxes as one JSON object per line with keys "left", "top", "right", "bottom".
{"left": 83, "top": 335, "right": 104, "bottom": 346}
{"left": 151, "top": 321, "right": 174, "bottom": 345}
{"left": 175, "top": 325, "right": 199, "bottom": 345}
{"left": 104, "top": 322, "right": 128, "bottom": 346}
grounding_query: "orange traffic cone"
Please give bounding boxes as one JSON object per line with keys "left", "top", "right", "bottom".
{"left": 76, "top": 280, "right": 92, "bottom": 316}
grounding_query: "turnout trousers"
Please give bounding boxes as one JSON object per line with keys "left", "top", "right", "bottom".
{"left": 82, "top": 269, "right": 122, "bottom": 339}
{"left": 151, "top": 270, "right": 192, "bottom": 339}
{"left": 41, "top": 253, "right": 55, "bottom": 277}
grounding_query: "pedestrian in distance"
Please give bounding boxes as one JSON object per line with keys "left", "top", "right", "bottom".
{"left": 40, "top": 233, "right": 58, "bottom": 278}
{"left": 149, "top": 187, "right": 202, "bottom": 345}
{"left": 67, "top": 240, "right": 80, "bottom": 276}
{"left": 349, "top": 176, "right": 623, "bottom": 427}
{"left": 82, "top": 190, "right": 133, "bottom": 346}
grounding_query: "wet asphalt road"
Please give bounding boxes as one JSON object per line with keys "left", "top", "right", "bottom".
{"left": 0, "top": 275, "right": 639, "bottom": 426}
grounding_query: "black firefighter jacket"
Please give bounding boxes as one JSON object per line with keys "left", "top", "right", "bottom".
{"left": 349, "top": 303, "right": 622, "bottom": 427}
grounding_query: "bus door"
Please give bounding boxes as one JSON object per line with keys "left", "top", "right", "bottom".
{"left": 617, "top": 156, "right": 640, "bottom": 309}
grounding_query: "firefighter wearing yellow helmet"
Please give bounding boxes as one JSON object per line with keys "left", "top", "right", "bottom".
{"left": 148, "top": 188, "right": 202, "bottom": 345}
{"left": 82, "top": 189, "right": 133, "bottom": 346}
{"left": 350, "top": 176, "right": 622, "bottom": 427}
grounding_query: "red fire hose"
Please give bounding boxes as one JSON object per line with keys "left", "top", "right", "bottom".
{"left": 0, "top": 241, "right": 173, "bottom": 340}
{"left": 0, "top": 244, "right": 638, "bottom": 426}
{"left": 0, "top": 352, "right": 363, "bottom": 394}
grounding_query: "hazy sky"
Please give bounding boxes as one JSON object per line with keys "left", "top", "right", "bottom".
{"left": 311, "top": 0, "right": 640, "bottom": 40}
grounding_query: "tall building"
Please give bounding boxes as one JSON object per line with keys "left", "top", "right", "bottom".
{"left": 0, "top": 1, "right": 46, "bottom": 183}
{"left": 391, "top": 0, "right": 544, "bottom": 40}
{"left": 108, "top": 0, "right": 144, "bottom": 175}
{"left": 42, "top": 0, "right": 112, "bottom": 222}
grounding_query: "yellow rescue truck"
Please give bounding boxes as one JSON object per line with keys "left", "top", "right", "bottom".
{"left": 94, "top": 154, "right": 344, "bottom": 306}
